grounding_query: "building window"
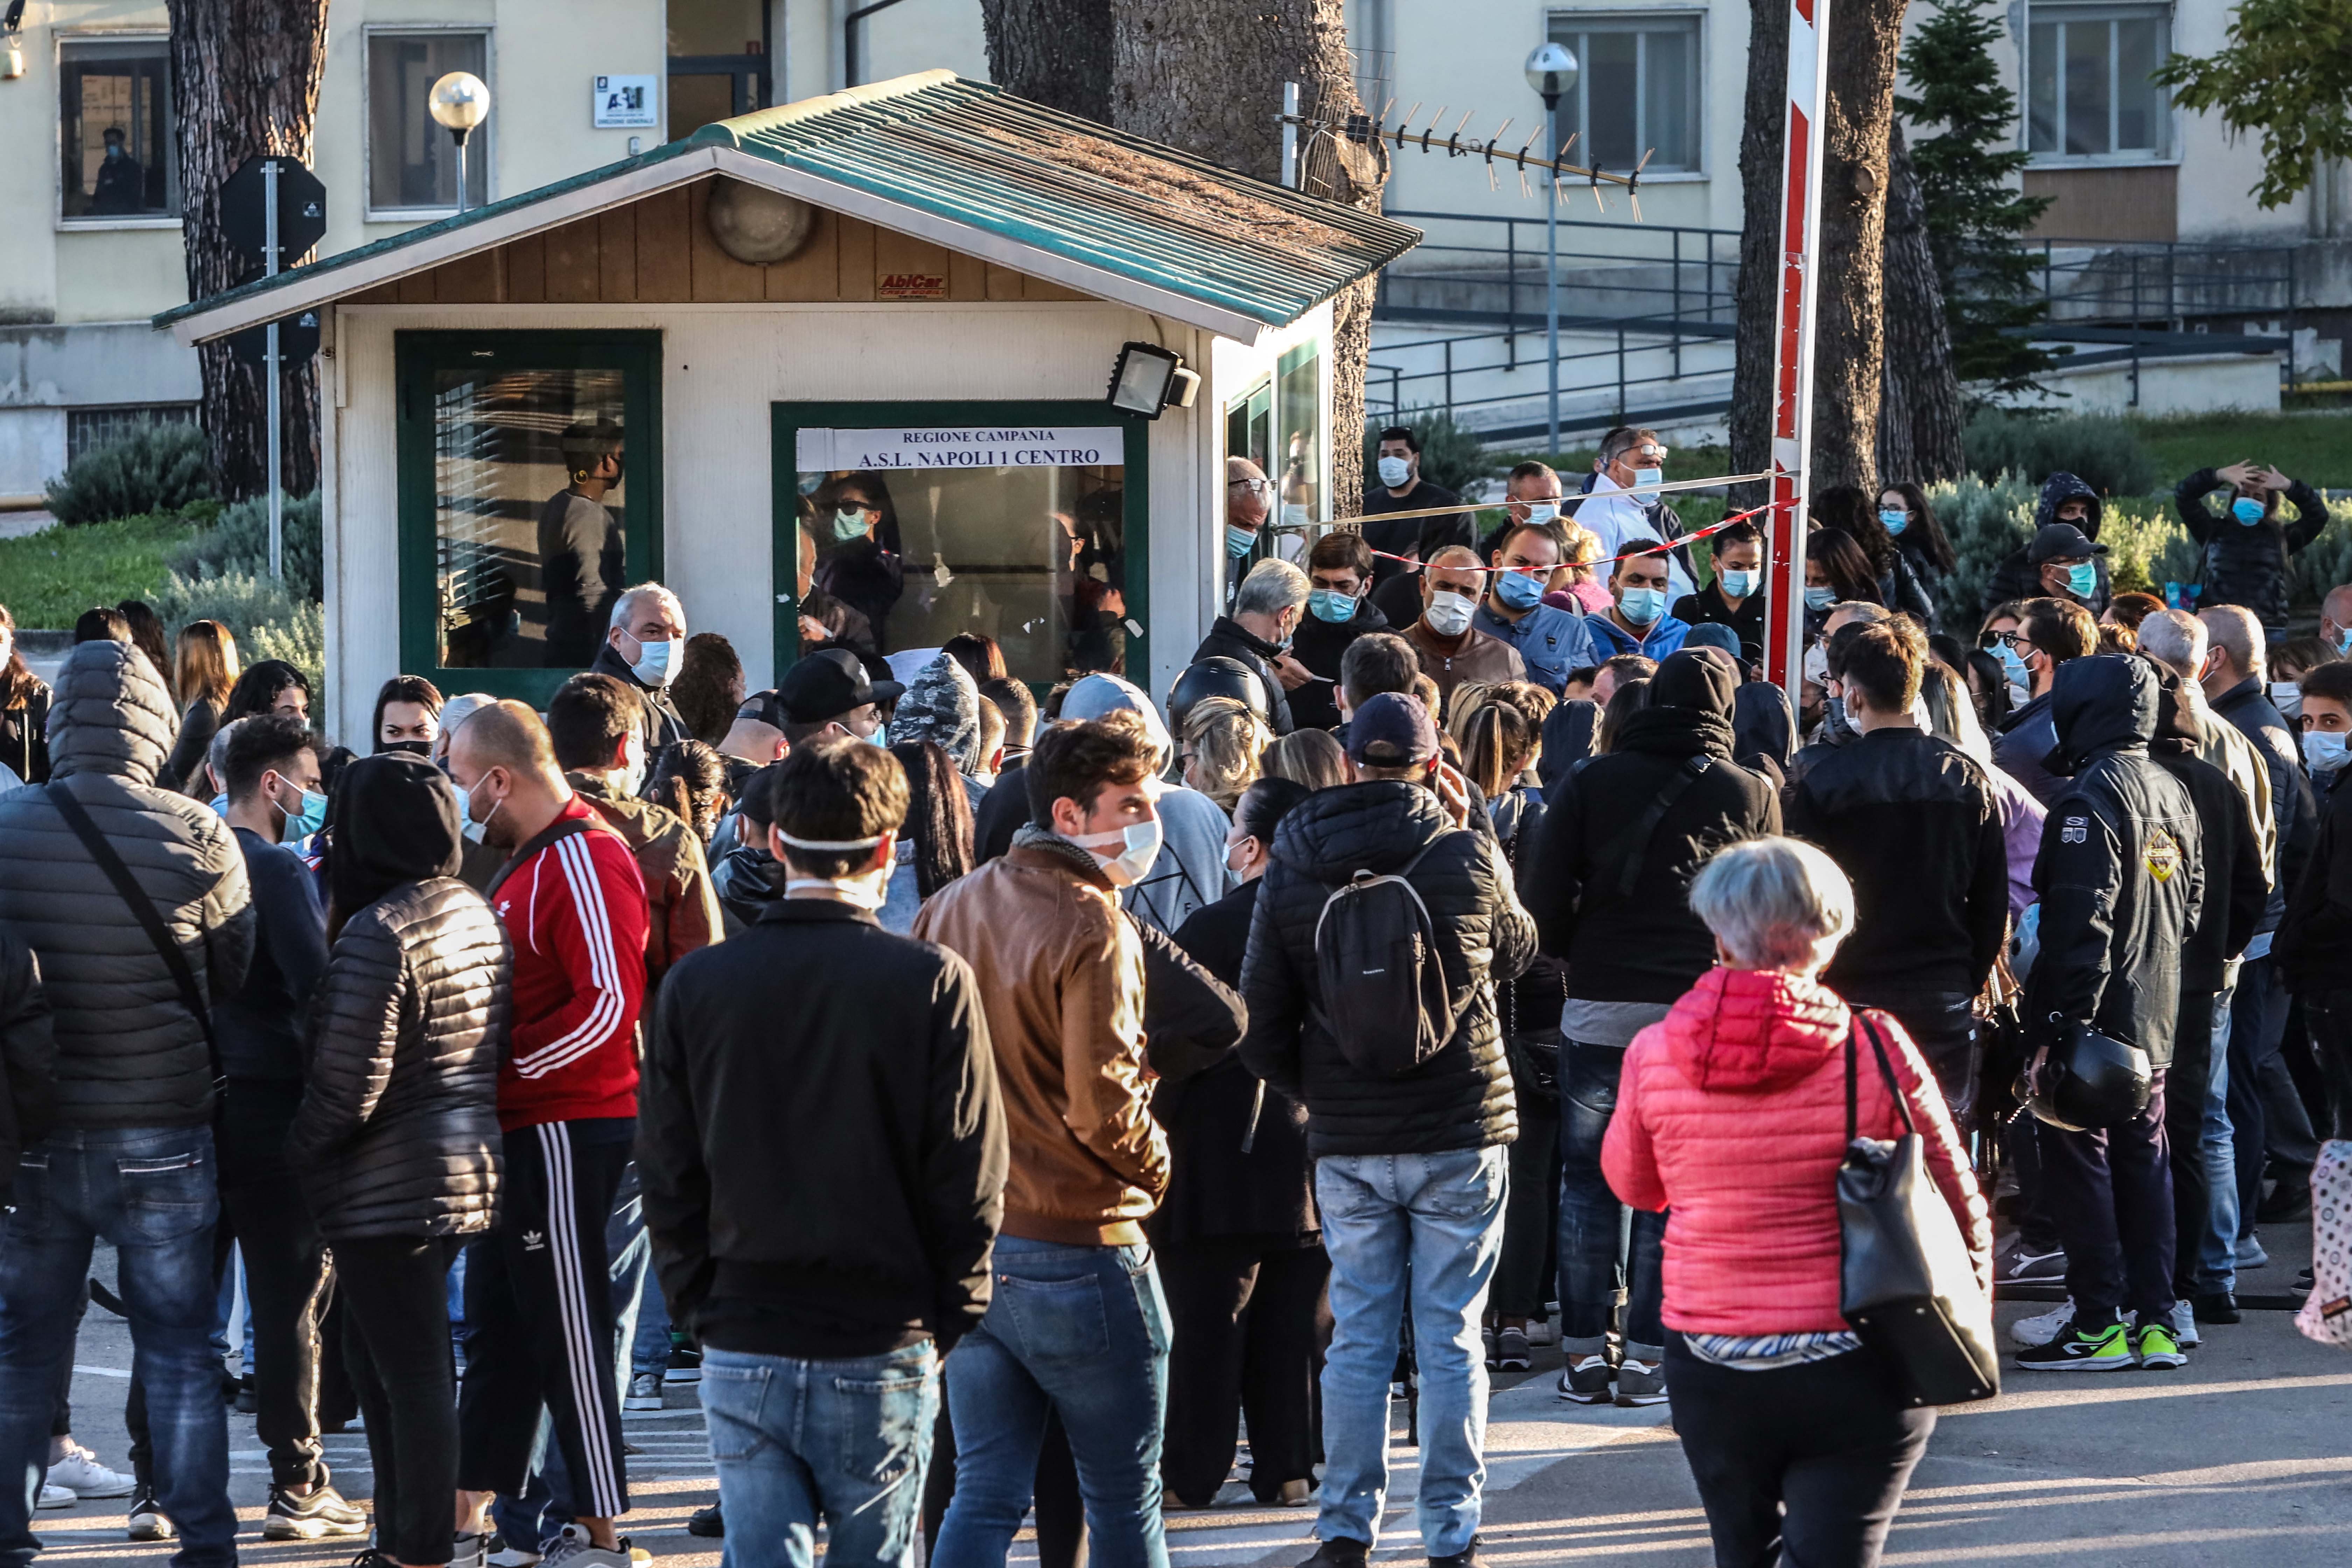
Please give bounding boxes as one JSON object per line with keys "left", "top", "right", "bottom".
{"left": 367, "top": 32, "right": 491, "bottom": 215}
{"left": 2028, "top": 4, "right": 2171, "bottom": 161}
{"left": 59, "top": 38, "right": 177, "bottom": 221}
{"left": 68, "top": 405, "right": 197, "bottom": 465}
{"left": 1544, "top": 12, "right": 1702, "bottom": 175}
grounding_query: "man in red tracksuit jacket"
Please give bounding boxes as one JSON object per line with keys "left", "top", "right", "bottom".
{"left": 446, "top": 701, "right": 649, "bottom": 1567}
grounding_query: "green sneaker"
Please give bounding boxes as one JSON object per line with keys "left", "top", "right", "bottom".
{"left": 2133, "top": 1317, "right": 2187, "bottom": 1370}
{"left": 2015, "top": 1315, "right": 2136, "bottom": 1371}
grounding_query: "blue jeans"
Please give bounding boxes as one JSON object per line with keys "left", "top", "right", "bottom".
{"left": 933, "top": 1236, "right": 1171, "bottom": 1568}
{"left": 701, "top": 1342, "right": 938, "bottom": 1568}
{"left": 2200, "top": 988, "right": 2240, "bottom": 1294}
{"left": 607, "top": 1163, "right": 673, "bottom": 1381}
{"left": 1315, "top": 1146, "right": 1508, "bottom": 1559}
{"left": 1558, "top": 1042, "right": 1665, "bottom": 1350}
{"left": 0, "top": 1127, "right": 232, "bottom": 1568}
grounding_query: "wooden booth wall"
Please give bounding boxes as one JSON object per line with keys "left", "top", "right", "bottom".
{"left": 343, "top": 181, "right": 1097, "bottom": 308}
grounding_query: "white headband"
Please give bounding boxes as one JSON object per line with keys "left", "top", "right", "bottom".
{"left": 776, "top": 830, "right": 884, "bottom": 852}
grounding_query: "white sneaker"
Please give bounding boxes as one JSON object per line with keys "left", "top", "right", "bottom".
{"left": 1524, "top": 1319, "right": 1557, "bottom": 1347}
{"left": 47, "top": 1444, "right": 134, "bottom": 1499}
{"left": 36, "top": 1483, "right": 72, "bottom": 1510}
{"left": 623, "top": 1371, "right": 664, "bottom": 1412}
{"left": 2010, "top": 1299, "right": 2075, "bottom": 1348}
{"left": 540, "top": 1522, "right": 635, "bottom": 1567}
{"left": 2166, "top": 1300, "right": 2202, "bottom": 1349}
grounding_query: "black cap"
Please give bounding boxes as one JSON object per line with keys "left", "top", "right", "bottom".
{"left": 739, "top": 687, "right": 785, "bottom": 729}
{"left": 2027, "top": 522, "right": 2107, "bottom": 564}
{"left": 1345, "top": 691, "right": 1440, "bottom": 767}
{"left": 776, "top": 649, "right": 903, "bottom": 726}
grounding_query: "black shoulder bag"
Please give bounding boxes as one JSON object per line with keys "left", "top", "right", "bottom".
{"left": 1838, "top": 1014, "right": 2000, "bottom": 1407}
{"left": 45, "top": 783, "right": 225, "bottom": 1093}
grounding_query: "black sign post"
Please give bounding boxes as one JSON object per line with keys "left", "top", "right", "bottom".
{"left": 219, "top": 156, "right": 327, "bottom": 581}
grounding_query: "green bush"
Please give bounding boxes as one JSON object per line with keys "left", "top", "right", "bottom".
{"left": 1363, "top": 408, "right": 1489, "bottom": 498}
{"left": 1963, "top": 409, "right": 2158, "bottom": 499}
{"left": 170, "top": 492, "right": 322, "bottom": 602}
{"left": 2289, "top": 498, "right": 2352, "bottom": 607}
{"left": 1924, "top": 471, "right": 2038, "bottom": 630}
{"left": 155, "top": 568, "right": 324, "bottom": 696}
{"left": 2095, "top": 498, "right": 2202, "bottom": 598}
{"left": 43, "top": 425, "right": 214, "bottom": 526}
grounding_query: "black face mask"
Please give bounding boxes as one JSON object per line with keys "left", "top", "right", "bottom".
{"left": 376, "top": 739, "right": 434, "bottom": 758}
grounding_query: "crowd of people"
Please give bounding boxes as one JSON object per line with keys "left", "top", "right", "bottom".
{"left": 0, "top": 424, "right": 2344, "bottom": 1568}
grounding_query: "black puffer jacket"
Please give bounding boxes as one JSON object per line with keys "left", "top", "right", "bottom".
{"left": 1240, "top": 779, "right": 1535, "bottom": 1157}
{"left": 0, "top": 641, "right": 252, "bottom": 1129}
{"left": 1190, "top": 616, "right": 1297, "bottom": 736}
{"left": 289, "top": 877, "right": 510, "bottom": 1240}
{"left": 2173, "top": 467, "right": 2329, "bottom": 630}
{"left": 1988, "top": 472, "right": 2113, "bottom": 616}
{"left": 2023, "top": 656, "right": 2203, "bottom": 1065}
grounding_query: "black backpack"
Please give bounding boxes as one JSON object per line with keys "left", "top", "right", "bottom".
{"left": 1311, "top": 831, "right": 1466, "bottom": 1077}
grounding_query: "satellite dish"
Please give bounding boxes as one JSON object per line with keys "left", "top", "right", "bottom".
{"left": 706, "top": 178, "right": 816, "bottom": 264}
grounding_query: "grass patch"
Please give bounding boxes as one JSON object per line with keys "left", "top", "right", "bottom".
{"left": 0, "top": 514, "right": 196, "bottom": 630}
{"left": 2126, "top": 412, "right": 2352, "bottom": 490}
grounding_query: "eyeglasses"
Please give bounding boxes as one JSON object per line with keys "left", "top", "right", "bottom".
{"left": 1228, "top": 478, "right": 1272, "bottom": 497}
{"left": 1993, "top": 631, "right": 2033, "bottom": 653}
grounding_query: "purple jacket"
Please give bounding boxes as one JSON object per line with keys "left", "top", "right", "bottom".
{"left": 1988, "top": 762, "right": 2047, "bottom": 918}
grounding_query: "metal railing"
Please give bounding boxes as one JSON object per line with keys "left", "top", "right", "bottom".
{"left": 1364, "top": 322, "right": 1732, "bottom": 434}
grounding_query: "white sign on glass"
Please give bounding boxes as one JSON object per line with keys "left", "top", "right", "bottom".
{"left": 593, "top": 76, "right": 660, "bottom": 130}
{"left": 796, "top": 426, "right": 1126, "bottom": 471}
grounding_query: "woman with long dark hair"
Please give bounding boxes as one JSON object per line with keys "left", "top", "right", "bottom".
{"left": 648, "top": 739, "right": 730, "bottom": 846}
{"left": 0, "top": 606, "right": 51, "bottom": 785}
{"left": 116, "top": 601, "right": 173, "bottom": 698}
{"left": 812, "top": 474, "right": 907, "bottom": 647}
{"left": 371, "top": 676, "right": 445, "bottom": 757}
{"left": 163, "top": 620, "right": 240, "bottom": 796}
{"left": 878, "top": 740, "right": 974, "bottom": 934}
{"left": 1815, "top": 485, "right": 1934, "bottom": 624}
{"left": 1804, "top": 527, "right": 1885, "bottom": 641}
{"left": 226, "top": 659, "right": 312, "bottom": 724}
{"left": 1877, "top": 482, "right": 1958, "bottom": 607}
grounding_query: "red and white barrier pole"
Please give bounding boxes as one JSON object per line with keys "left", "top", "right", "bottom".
{"left": 1765, "top": 0, "right": 1832, "bottom": 699}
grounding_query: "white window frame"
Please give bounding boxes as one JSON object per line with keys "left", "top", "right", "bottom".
{"left": 2022, "top": 2, "right": 2177, "bottom": 167}
{"left": 54, "top": 30, "right": 181, "bottom": 231}
{"left": 1542, "top": 8, "right": 1709, "bottom": 182}
{"left": 362, "top": 24, "right": 496, "bottom": 223}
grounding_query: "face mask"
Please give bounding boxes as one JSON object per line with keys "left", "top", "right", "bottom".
{"left": 1308, "top": 588, "right": 1359, "bottom": 624}
{"left": 1879, "top": 508, "right": 1910, "bottom": 537}
{"left": 377, "top": 738, "right": 433, "bottom": 758}
{"left": 1996, "top": 642, "right": 2031, "bottom": 687}
{"left": 626, "top": 633, "right": 676, "bottom": 688}
{"left": 458, "top": 780, "right": 501, "bottom": 846}
{"left": 1630, "top": 467, "right": 1663, "bottom": 499}
{"left": 2272, "top": 681, "right": 2304, "bottom": 720}
{"left": 2335, "top": 625, "right": 2352, "bottom": 657}
{"left": 1804, "top": 585, "right": 1837, "bottom": 611}
{"left": 1618, "top": 585, "right": 1667, "bottom": 626}
{"left": 1224, "top": 524, "right": 1257, "bottom": 558}
{"left": 784, "top": 874, "right": 889, "bottom": 909}
{"left": 1524, "top": 501, "right": 1561, "bottom": 525}
{"left": 1803, "top": 643, "right": 1830, "bottom": 687}
{"left": 1493, "top": 569, "right": 1544, "bottom": 611}
{"left": 1377, "top": 456, "right": 1412, "bottom": 488}
{"left": 618, "top": 738, "right": 648, "bottom": 798}
{"left": 833, "top": 508, "right": 870, "bottom": 542}
{"left": 868, "top": 723, "right": 888, "bottom": 748}
{"left": 2232, "top": 497, "right": 2266, "bottom": 526}
{"left": 1072, "top": 819, "right": 1164, "bottom": 888}
{"left": 1424, "top": 589, "right": 1476, "bottom": 637}
{"left": 2064, "top": 562, "right": 2099, "bottom": 599}
{"left": 1719, "top": 568, "right": 1760, "bottom": 600}
{"left": 274, "top": 778, "right": 328, "bottom": 842}
{"left": 2303, "top": 729, "right": 2348, "bottom": 775}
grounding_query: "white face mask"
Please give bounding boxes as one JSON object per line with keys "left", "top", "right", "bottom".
{"left": 617, "top": 735, "right": 648, "bottom": 798}
{"left": 1072, "top": 819, "right": 1164, "bottom": 888}
{"left": 2303, "top": 729, "right": 2348, "bottom": 776}
{"left": 1424, "top": 589, "right": 1477, "bottom": 638}
{"left": 457, "top": 778, "right": 502, "bottom": 845}
{"left": 2271, "top": 681, "right": 2304, "bottom": 721}
{"left": 625, "top": 631, "right": 677, "bottom": 689}
{"left": 1377, "top": 455, "right": 1412, "bottom": 488}
{"left": 778, "top": 831, "right": 892, "bottom": 908}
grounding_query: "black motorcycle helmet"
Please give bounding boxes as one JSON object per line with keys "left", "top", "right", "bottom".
{"left": 1168, "top": 656, "right": 1270, "bottom": 733}
{"left": 2018, "top": 1022, "right": 2152, "bottom": 1133}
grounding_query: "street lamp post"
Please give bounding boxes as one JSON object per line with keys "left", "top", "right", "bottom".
{"left": 430, "top": 71, "right": 491, "bottom": 215}
{"left": 1524, "top": 43, "right": 1578, "bottom": 459}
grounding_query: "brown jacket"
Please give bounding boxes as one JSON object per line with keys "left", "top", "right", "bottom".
{"left": 913, "top": 835, "right": 1167, "bottom": 1244}
{"left": 1404, "top": 620, "right": 1527, "bottom": 705}
{"left": 568, "top": 774, "right": 723, "bottom": 992}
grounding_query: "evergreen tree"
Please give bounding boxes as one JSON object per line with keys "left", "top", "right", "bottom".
{"left": 1896, "top": 0, "right": 2057, "bottom": 397}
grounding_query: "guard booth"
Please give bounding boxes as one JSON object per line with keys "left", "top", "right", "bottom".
{"left": 158, "top": 71, "right": 1418, "bottom": 735}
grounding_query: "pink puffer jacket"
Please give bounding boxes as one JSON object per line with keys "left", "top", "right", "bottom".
{"left": 1601, "top": 966, "right": 1991, "bottom": 1336}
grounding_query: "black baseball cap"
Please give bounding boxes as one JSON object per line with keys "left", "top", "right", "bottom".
{"left": 1345, "top": 691, "right": 1440, "bottom": 768}
{"left": 738, "top": 687, "right": 784, "bottom": 729}
{"left": 776, "top": 649, "right": 903, "bottom": 726}
{"left": 2027, "top": 522, "right": 2107, "bottom": 564}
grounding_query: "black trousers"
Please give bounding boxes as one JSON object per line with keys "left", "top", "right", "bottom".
{"left": 1845, "top": 987, "right": 1980, "bottom": 1131}
{"left": 338, "top": 1234, "right": 462, "bottom": 1567}
{"left": 218, "top": 1079, "right": 334, "bottom": 1491}
{"left": 2040, "top": 1068, "right": 2175, "bottom": 1322}
{"left": 1156, "top": 1238, "right": 1330, "bottom": 1505}
{"left": 1494, "top": 1035, "right": 1561, "bottom": 1321}
{"left": 457, "top": 1119, "right": 632, "bottom": 1518}
{"left": 1665, "top": 1337, "right": 1933, "bottom": 1568}
{"left": 2306, "top": 990, "right": 2352, "bottom": 1142}
{"left": 2165, "top": 994, "right": 2218, "bottom": 1300}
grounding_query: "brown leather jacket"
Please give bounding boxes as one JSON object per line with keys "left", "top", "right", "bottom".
{"left": 567, "top": 774, "right": 723, "bottom": 992}
{"left": 913, "top": 834, "right": 1168, "bottom": 1244}
{"left": 1404, "top": 620, "right": 1527, "bottom": 706}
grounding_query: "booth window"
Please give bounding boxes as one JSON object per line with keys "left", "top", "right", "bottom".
{"left": 1277, "top": 344, "right": 1321, "bottom": 530}
{"left": 59, "top": 38, "right": 177, "bottom": 222}
{"left": 368, "top": 31, "right": 492, "bottom": 215}
{"left": 782, "top": 410, "right": 1147, "bottom": 689}
{"left": 2026, "top": 5, "right": 2171, "bottom": 161}
{"left": 1543, "top": 13, "right": 1702, "bottom": 173}
{"left": 397, "top": 333, "right": 662, "bottom": 699}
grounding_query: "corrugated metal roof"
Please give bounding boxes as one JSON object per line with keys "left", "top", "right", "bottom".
{"left": 157, "top": 71, "right": 1418, "bottom": 336}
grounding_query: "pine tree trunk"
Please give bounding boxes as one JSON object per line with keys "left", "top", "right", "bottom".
{"left": 167, "top": 1, "right": 330, "bottom": 505}
{"left": 979, "top": 0, "right": 1114, "bottom": 122}
{"left": 1104, "top": 0, "right": 1377, "bottom": 509}
{"left": 1876, "top": 122, "right": 1965, "bottom": 484}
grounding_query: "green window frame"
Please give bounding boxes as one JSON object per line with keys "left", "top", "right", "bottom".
{"left": 395, "top": 330, "right": 664, "bottom": 707}
{"left": 770, "top": 400, "right": 1152, "bottom": 692}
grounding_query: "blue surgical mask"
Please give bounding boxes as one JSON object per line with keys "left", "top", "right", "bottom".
{"left": 275, "top": 778, "right": 327, "bottom": 842}
{"left": 1630, "top": 467, "right": 1663, "bottom": 499}
{"left": 1804, "top": 585, "right": 1837, "bottom": 611}
{"left": 1995, "top": 641, "right": 2030, "bottom": 685}
{"left": 2231, "top": 497, "right": 2266, "bottom": 526}
{"left": 1718, "top": 567, "right": 1760, "bottom": 600}
{"left": 1377, "top": 455, "right": 1412, "bottom": 488}
{"left": 2064, "top": 561, "right": 2099, "bottom": 599}
{"left": 1493, "top": 570, "right": 1545, "bottom": 611}
{"left": 1879, "top": 507, "right": 1910, "bottom": 537}
{"left": 457, "top": 780, "right": 499, "bottom": 845}
{"left": 1224, "top": 524, "right": 1256, "bottom": 558}
{"left": 2334, "top": 625, "right": 2352, "bottom": 657}
{"left": 833, "top": 507, "right": 870, "bottom": 542}
{"left": 1618, "top": 585, "right": 1667, "bottom": 625}
{"left": 2303, "top": 729, "right": 2348, "bottom": 775}
{"left": 1308, "top": 588, "right": 1360, "bottom": 624}
{"left": 1524, "top": 501, "right": 1561, "bottom": 525}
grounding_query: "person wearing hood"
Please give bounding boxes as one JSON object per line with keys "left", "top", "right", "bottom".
{"left": 1683, "top": 623, "right": 1795, "bottom": 779}
{"left": 1603, "top": 836, "right": 1986, "bottom": 1568}
{"left": 2173, "top": 461, "right": 2328, "bottom": 633}
{"left": 291, "top": 753, "right": 509, "bottom": 1568}
{"left": 1990, "top": 474, "right": 2113, "bottom": 616}
{"left": 892, "top": 652, "right": 991, "bottom": 811}
{"left": 1288, "top": 532, "right": 1388, "bottom": 730}
{"left": 0, "top": 638, "right": 254, "bottom": 1566}
{"left": 1522, "top": 650, "right": 1779, "bottom": 1408}
{"left": 1054, "top": 673, "right": 1231, "bottom": 936}
{"left": 712, "top": 760, "right": 788, "bottom": 936}
{"left": 1192, "top": 558, "right": 1309, "bottom": 736}
{"left": 588, "top": 583, "right": 693, "bottom": 766}
{"left": 2014, "top": 655, "right": 2203, "bottom": 1373}
{"left": 1240, "top": 694, "right": 1534, "bottom": 1568}
{"left": 1993, "top": 598, "right": 2098, "bottom": 806}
